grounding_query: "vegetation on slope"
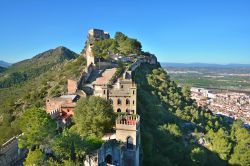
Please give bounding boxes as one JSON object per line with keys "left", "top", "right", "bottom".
{"left": 134, "top": 63, "right": 250, "bottom": 166}
{"left": 92, "top": 32, "right": 142, "bottom": 59}
{"left": 0, "top": 46, "right": 78, "bottom": 88}
{"left": 0, "top": 50, "right": 86, "bottom": 145}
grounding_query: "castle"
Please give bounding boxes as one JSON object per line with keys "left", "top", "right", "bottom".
{"left": 45, "top": 28, "right": 157, "bottom": 166}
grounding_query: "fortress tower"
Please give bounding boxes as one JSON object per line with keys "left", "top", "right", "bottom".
{"left": 116, "top": 115, "right": 140, "bottom": 166}
{"left": 84, "top": 29, "right": 110, "bottom": 66}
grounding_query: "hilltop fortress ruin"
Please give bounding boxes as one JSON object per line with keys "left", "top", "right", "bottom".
{"left": 45, "top": 28, "right": 157, "bottom": 166}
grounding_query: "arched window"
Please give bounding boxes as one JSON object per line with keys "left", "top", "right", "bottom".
{"left": 103, "top": 90, "right": 106, "bottom": 95}
{"left": 133, "top": 90, "right": 135, "bottom": 95}
{"left": 117, "top": 98, "right": 122, "bottom": 105}
{"left": 126, "top": 99, "right": 130, "bottom": 105}
{"left": 133, "top": 100, "right": 135, "bottom": 105}
{"left": 126, "top": 109, "right": 129, "bottom": 113}
{"left": 127, "top": 136, "right": 133, "bottom": 150}
{"left": 117, "top": 108, "right": 121, "bottom": 113}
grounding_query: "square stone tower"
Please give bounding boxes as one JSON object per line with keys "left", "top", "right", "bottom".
{"left": 116, "top": 115, "right": 140, "bottom": 166}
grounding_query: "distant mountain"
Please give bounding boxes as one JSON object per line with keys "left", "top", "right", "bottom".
{"left": 161, "top": 62, "right": 250, "bottom": 68}
{"left": 0, "top": 60, "right": 12, "bottom": 68}
{"left": 0, "top": 46, "right": 79, "bottom": 88}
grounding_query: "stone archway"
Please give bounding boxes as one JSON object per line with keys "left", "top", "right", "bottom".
{"left": 105, "top": 154, "right": 112, "bottom": 164}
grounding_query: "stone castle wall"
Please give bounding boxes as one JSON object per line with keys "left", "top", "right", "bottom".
{"left": 0, "top": 136, "right": 23, "bottom": 166}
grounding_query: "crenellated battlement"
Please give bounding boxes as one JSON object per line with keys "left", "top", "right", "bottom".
{"left": 116, "top": 115, "right": 140, "bottom": 127}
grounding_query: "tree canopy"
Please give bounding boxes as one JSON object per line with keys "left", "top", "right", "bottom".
{"left": 73, "top": 96, "right": 115, "bottom": 138}
{"left": 17, "top": 108, "right": 57, "bottom": 148}
{"left": 92, "top": 32, "right": 142, "bottom": 59}
{"left": 24, "top": 149, "right": 46, "bottom": 166}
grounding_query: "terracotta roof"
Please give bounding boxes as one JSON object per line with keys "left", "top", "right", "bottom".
{"left": 93, "top": 68, "right": 116, "bottom": 85}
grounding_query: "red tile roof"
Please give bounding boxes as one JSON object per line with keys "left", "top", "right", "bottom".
{"left": 93, "top": 68, "right": 116, "bottom": 85}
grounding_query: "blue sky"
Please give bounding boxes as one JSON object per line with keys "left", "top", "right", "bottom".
{"left": 0, "top": 0, "right": 249, "bottom": 64}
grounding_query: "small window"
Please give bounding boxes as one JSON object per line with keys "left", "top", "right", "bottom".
{"left": 117, "top": 108, "right": 121, "bottom": 112}
{"left": 133, "top": 100, "right": 135, "bottom": 105}
{"left": 126, "top": 109, "right": 129, "bottom": 113}
{"left": 126, "top": 99, "right": 130, "bottom": 105}
{"left": 117, "top": 98, "right": 122, "bottom": 105}
{"left": 133, "top": 90, "right": 135, "bottom": 95}
{"left": 103, "top": 90, "right": 106, "bottom": 95}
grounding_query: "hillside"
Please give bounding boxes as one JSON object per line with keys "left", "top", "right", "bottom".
{"left": 0, "top": 46, "right": 78, "bottom": 88}
{"left": 0, "top": 49, "right": 86, "bottom": 145}
{"left": 135, "top": 63, "right": 250, "bottom": 165}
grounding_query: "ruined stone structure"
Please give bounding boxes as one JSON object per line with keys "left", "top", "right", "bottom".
{"left": 130, "top": 56, "right": 157, "bottom": 72}
{"left": 0, "top": 137, "right": 19, "bottom": 166}
{"left": 88, "top": 29, "right": 110, "bottom": 43}
{"left": 0, "top": 135, "right": 27, "bottom": 166}
{"left": 84, "top": 29, "right": 110, "bottom": 66}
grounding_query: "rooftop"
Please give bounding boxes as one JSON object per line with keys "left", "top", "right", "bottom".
{"left": 60, "top": 95, "right": 78, "bottom": 101}
{"left": 92, "top": 68, "right": 117, "bottom": 85}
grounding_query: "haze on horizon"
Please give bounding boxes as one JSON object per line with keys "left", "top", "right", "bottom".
{"left": 0, "top": 0, "right": 249, "bottom": 64}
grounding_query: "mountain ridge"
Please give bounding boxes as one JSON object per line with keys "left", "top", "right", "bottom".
{"left": 0, "top": 46, "right": 79, "bottom": 88}
{"left": 0, "top": 60, "right": 12, "bottom": 68}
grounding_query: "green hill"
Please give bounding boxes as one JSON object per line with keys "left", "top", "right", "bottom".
{"left": 0, "top": 46, "right": 78, "bottom": 88}
{"left": 135, "top": 63, "right": 250, "bottom": 166}
{"left": 0, "top": 48, "right": 86, "bottom": 145}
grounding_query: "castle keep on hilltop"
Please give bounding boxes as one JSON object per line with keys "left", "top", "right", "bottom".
{"left": 45, "top": 28, "right": 157, "bottom": 166}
